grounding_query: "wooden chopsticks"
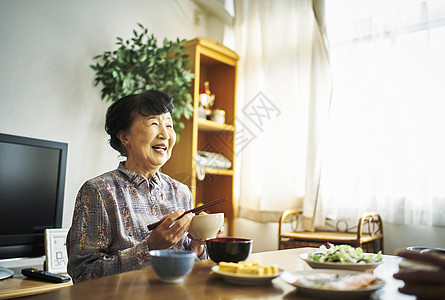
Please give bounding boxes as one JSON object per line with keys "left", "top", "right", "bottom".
{"left": 146, "top": 196, "right": 228, "bottom": 231}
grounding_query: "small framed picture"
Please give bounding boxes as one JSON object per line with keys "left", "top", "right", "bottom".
{"left": 45, "top": 228, "right": 69, "bottom": 274}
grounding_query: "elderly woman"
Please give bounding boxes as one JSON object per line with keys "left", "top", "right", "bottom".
{"left": 67, "top": 90, "right": 206, "bottom": 283}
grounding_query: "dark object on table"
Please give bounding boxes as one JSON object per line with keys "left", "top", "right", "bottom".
{"left": 206, "top": 237, "right": 253, "bottom": 263}
{"left": 394, "top": 249, "right": 445, "bottom": 300}
{"left": 21, "top": 268, "right": 71, "bottom": 283}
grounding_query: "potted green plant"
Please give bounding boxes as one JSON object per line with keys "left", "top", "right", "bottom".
{"left": 90, "top": 23, "right": 194, "bottom": 135}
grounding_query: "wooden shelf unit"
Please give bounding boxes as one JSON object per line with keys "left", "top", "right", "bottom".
{"left": 198, "top": 118, "right": 235, "bottom": 132}
{"left": 162, "top": 37, "right": 238, "bottom": 235}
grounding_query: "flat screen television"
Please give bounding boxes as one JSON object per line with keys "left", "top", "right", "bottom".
{"left": 0, "top": 133, "right": 67, "bottom": 261}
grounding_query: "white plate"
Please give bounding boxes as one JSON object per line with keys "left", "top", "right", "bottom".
{"left": 281, "top": 269, "right": 385, "bottom": 299}
{"left": 211, "top": 265, "right": 282, "bottom": 285}
{"left": 300, "top": 252, "right": 382, "bottom": 271}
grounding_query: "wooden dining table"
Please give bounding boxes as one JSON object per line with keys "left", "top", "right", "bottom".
{"left": 19, "top": 247, "right": 414, "bottom": 300}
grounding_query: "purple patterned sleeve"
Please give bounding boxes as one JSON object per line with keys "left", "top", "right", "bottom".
{"left": 67, "top": 181, "right": 152, "bottom": 283}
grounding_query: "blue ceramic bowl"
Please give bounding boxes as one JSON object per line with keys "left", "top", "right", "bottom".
{"left": 206, "top": 237, "right": 253, "bottom": 263}
{"left": 149, "top": 249, "right": 196, "bottom": 283}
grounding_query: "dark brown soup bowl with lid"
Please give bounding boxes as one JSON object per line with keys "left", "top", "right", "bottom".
{"left": 206, "top": 237, "right": 253, "bottom": 263}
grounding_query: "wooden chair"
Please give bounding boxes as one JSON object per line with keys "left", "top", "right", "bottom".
{"left": 278, "top": 210, "right": 384, "bottom": 253}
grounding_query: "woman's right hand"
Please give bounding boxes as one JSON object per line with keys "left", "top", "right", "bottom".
{"left": 147, "top": 209, "right": 193, "bottom": 250}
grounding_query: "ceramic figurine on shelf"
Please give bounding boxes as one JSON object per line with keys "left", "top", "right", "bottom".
{"left": 198, "top": 81, "right": 215, "bottom": 119}
{"left": 204, "top": 81, "right": 215, "bottom": 108}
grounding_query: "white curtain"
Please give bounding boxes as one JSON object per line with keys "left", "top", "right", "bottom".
{"left": 233, "top": 0, "right": 332, "bottom": 225}
{"left": 320, "top": 0, "right": 445, "bottom": 226}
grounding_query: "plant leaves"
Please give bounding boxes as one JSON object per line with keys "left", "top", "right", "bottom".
{"left": 90, "top": 23, "right": 195, "bottom": 132}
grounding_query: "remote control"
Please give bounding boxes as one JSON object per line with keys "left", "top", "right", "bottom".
{"left": 21, "top": 268, "right": 71, "bottom": 283}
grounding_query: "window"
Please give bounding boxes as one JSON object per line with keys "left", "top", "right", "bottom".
{"left": 320, "top": 0, "right": 445, "bottom": 226}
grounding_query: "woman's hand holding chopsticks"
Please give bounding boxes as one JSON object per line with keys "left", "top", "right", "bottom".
{"left": 146, "top": 209, "right": 193, "bottom": 250}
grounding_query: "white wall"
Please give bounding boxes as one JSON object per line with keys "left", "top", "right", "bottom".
{"left": 0, "top": 0, "right": 223, "bottom": 229}
{"left": 383, "top": 223, "right": 445, "bottom": 254}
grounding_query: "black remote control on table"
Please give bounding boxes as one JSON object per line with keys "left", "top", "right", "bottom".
{"left": 21, "top": 268, "right": 71, "bottom": 283}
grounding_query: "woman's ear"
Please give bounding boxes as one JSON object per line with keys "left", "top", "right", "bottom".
{"left": 117, "top": 130, "right": 129, "bottom": 147}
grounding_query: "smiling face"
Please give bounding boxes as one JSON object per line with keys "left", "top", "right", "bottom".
{"left": 117, "top": 112, "right": 176, "bottom": 178}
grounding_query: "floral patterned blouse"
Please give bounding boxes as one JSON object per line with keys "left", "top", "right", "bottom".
{"left": 67, "top": 162, "right": 206, "bottom": 283}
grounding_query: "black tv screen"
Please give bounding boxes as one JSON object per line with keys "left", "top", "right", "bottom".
{"left": 0, "top": 133, "right": 67, "bottom": 259}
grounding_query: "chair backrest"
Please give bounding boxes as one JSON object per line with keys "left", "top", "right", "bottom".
{"left": 356, "top": 212, "right": 384, "bottom": 252}
{"left": 278, "top": 210, "right": 303, "bottom": 249}
{"left": 356, "top": 212, "right": 383, "bottom": 237}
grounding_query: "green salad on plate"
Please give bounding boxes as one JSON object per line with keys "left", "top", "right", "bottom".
{"left": 308, "top": 244, "right": 383, "bottom": 264}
